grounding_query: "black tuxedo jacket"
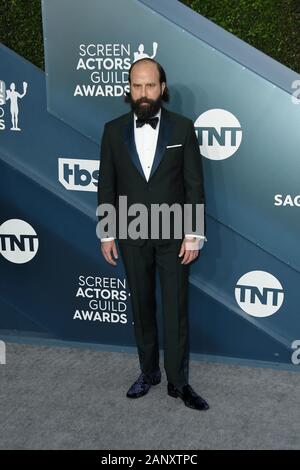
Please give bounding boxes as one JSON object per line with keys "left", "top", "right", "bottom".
{"left": 97, "top": 106, "right": 206, "bottom": 246}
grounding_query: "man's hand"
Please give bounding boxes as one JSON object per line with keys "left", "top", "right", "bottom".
{"left": 101, "top": 240, "right": 118, "bottom": 266}
{"left": 178, "top": 237, "right": 200, "bottom": 265}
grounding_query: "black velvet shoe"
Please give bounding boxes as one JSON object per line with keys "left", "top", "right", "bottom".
{"left": 126, "top": 369, "right": 161, "bottom": 399}
{"left": 167, "top": 382, "right": 209, "bottom": 410}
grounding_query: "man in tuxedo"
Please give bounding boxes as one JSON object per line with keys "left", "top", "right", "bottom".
{"left": 97, "top": 58, "right": 209, "bottom": 411}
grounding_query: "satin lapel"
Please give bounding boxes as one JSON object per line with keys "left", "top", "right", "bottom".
{"left": 148, "top": 107, "right": 173, "bottom": 181}
{"left": 123, "top": 111, "right": 146, "bottom": 182}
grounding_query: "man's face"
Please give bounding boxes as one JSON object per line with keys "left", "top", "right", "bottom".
{"left": 128, "top": 61, "right": 166, "bottom": 119}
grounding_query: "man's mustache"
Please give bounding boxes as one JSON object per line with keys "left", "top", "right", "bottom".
{"left": 135, "top": 98, "right": 155, "bottom": 105}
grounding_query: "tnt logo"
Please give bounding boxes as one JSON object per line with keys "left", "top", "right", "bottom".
{"left": 235, "top": 270, "right": 284, "bottom": 318}
{"left": 58, "top": 158, "right": 99, "bottom": 192}
{"left": 194, "top": 109, "right": 242, "bottom": 160}
{"left": 0, "top": 219, "right": 38, "bottom": 264}
{"left": 0, "top": 341, "right": 6, "bottom": 364}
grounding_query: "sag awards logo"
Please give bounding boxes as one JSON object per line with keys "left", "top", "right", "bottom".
{"left": 74, "top": 41, "right": 158, "bottom": 97}
{"left": 0, "top": 219, "right": 39, "bottom": 264}
{"left": 235, "top": 270, "right": 284, "bottom": 318}
{"left": 0, "top": 80, "right": 27, "bottom": 131}
{"left": 194, "top": 109, "right": 242, "bottom": 160}
{"left": 274, "top": 194, "right": 300, "bottom": 207}
{"left": 73, "top": 275, "right": 129, "bottom": 324}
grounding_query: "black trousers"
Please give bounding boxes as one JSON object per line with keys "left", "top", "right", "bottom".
{"left": 118, "top": 238, "right": 190, "bottom": 391}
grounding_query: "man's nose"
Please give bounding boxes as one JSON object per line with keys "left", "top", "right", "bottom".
{"left": 140, "top": 86, "right": 149, "bottom": 97}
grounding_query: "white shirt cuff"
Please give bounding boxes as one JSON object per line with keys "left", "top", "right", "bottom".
{"left": 184, "top": 235, "right": 207, "bottom": 250}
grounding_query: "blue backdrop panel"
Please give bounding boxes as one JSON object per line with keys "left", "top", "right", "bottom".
{"left": 0, "top": 0, "right": 299, "bottom": 367}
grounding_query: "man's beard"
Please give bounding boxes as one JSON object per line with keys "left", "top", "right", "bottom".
{"left": 127, "top": 94, "right": 163, "bottom": 119}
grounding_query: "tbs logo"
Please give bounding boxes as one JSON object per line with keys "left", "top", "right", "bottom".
{"left": 58, "top": 158, "right": 99, "bottom": 192}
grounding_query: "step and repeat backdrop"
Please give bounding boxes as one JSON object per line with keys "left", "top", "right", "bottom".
{"left": 1, "top": 0, "right": 300, "bottom": 367}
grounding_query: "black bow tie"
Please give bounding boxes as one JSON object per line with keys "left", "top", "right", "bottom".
{"left": 136, "top": 116, "right": 159, "bottom": 129}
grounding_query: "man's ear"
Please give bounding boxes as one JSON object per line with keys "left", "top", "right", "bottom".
{"left": 161, "top": 82, "right": 166, "bottom": 95}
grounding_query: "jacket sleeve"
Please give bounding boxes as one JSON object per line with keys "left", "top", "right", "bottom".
{"left": 96, "top": 123, "right": 117, "bottom": 240}
{"left": 183, "top": 120, "right": 207, "bottom": 246}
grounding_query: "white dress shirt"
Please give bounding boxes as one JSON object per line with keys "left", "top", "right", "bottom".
{"left": 134, "top": 108, "right": 161, "bottom": 182}
{"left": 101, "top": 108, "right": 206, "bottom": 249}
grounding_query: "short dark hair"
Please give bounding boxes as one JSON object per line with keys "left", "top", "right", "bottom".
{"left": 125, "top": 58, "right": 170, "bottom": 102}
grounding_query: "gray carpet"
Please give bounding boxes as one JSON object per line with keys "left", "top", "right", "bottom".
{"left": 0, "top": 342, "right": 299, "bottom": 450}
